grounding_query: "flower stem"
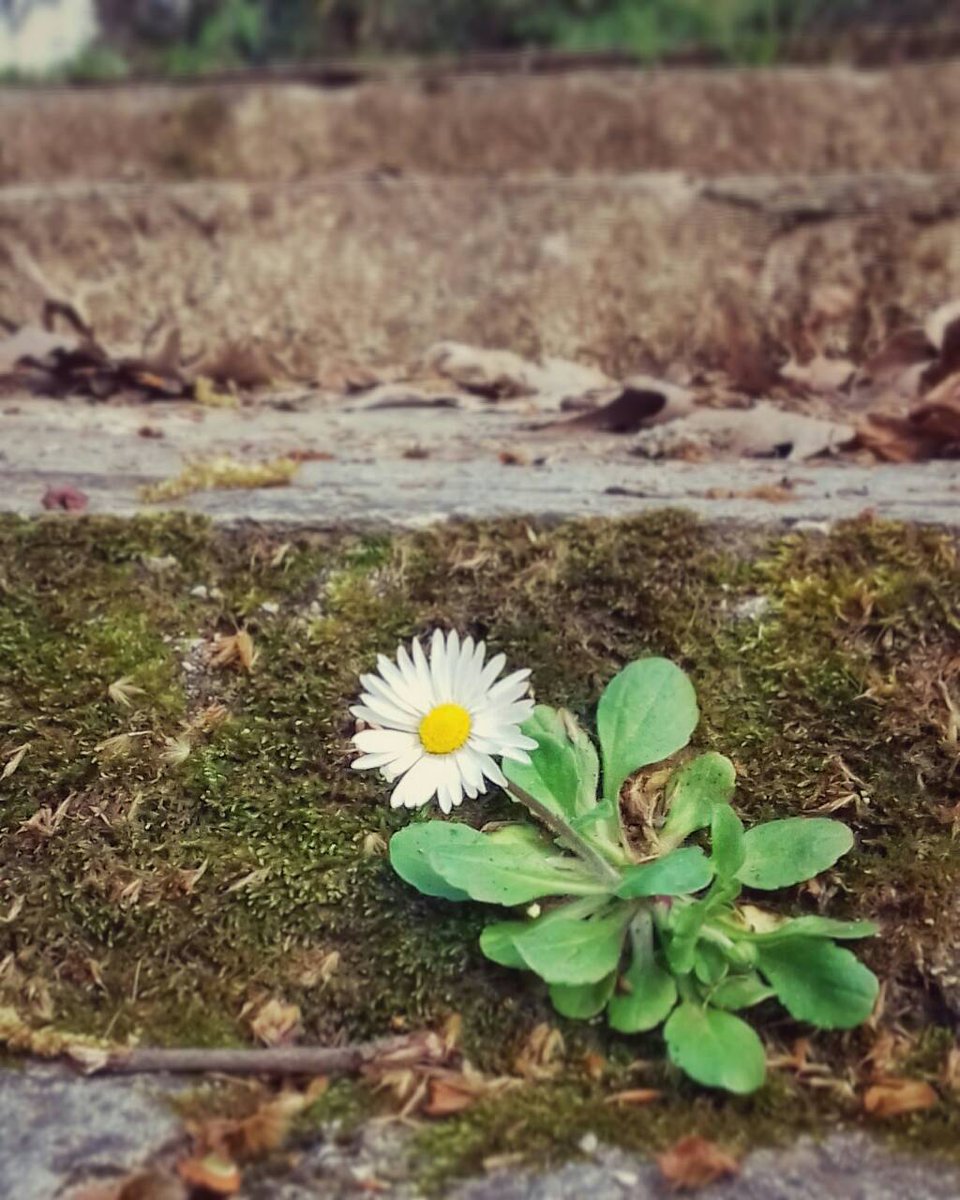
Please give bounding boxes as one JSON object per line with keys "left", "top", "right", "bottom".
{"left": 505, "top": 780, "right": 623, "bottom": 888}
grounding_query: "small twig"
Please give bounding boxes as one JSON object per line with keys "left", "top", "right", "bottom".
{"left": 78, "top": 1032, "right": 445, "bottom": 1077}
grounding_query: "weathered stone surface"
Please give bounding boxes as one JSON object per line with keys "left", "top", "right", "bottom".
{"left": 454, "top": 1135, "right": 960, "bottom": 1200}
{"left": 0, "top": 1065, "right": 181, "bottom": 1200}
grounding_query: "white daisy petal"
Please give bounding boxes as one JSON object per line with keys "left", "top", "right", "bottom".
{"left": 375, "top": 654, "right": 421, "bottom": 711}
{"left": 430, "top": 628, "right": 451, "bottom": 701}
{"left": 351, "top": 704, "right": 418, "bottom": 732}
{"left": 357, "top": 694, "right": 420, "bottom": 731}
{"left": 411, "top": 637, "right": 436, "bottom": 705}
{"left": 391, "top": 755, "right": 442, "bottom": 809}
{"left": 474, "top": 751, "right": 508, "bottom": 788}
{"left": 500, "top": 746, "right": 533, "bottom": 765}
{"left": 351, "top": 751, "right": 404, "bottom": 771}
{"left": 380, "top": 746, "right": 425, "bottom": 781}
{"left": 361, "top": 671, "right": 420, "bottom": 716}
{"left": 484, "top": 670, "right": 532, "bottom": 705}
{"left": 477, "top": 652, "right": 507, "bottom": 693}
{"left": 353, "top": 728, "right": 419, "bottom": 755}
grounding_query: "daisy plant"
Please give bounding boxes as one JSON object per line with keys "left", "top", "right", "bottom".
{"left": 353, "top": 638, "right": 879, "bottom": 1094}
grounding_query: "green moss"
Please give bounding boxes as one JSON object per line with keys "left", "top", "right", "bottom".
{"left": 1, "top": 512, "right": 959, "bottom": 1183}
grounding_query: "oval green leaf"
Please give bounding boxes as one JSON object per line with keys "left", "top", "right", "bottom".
{"left": 597, "top": 658, "right": 699, "bottom": 804}
{"left": 664, "top": 1002, "right": 767, "bottom": 1094}
{"left": 738, "top": 818, "right": 854, "bottom": 890}
{"left": 607, "top": 953, "right": 678, "bottom": 1033}
{"left": 513, "top": 909, "right": 631, "bottom": 985}
{"left": 479, "top": 921, "right": 528, "bottom": 969}
{"left": 389, "top": 825, "right": 471, "bottom": 901}
{"left": 550, "top": 972, "right": 617, "bottom": 1020}
{"left": 754, "top": 938, "right": 879, "bottom": 1029}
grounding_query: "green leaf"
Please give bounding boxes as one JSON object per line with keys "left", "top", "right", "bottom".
{"left": 660, "top": 752, "right": 737, "bottom": 846}
{"left": 391, "top": 821, "right": 605, "bottom": 907}
{"left": 504, "top": 706, "right": 600, "bottom": 822}
{"left": 710, "top": 805, "right": 746, "bottom": 878}
{"left": 616, "top": 847, "right": 714, "bottom": 898}
{"left": 513, "top": 908, "right": 632, "bottom": 985}
{"left": 608, "top": 952, "right": 678, "bottom": 1033}
{"left": 479, "top": 921, "right": 528, "bottom": 969}
{"left": 755, "top": 938, "right": 879, "bottom": 1029}
{"left": 664, "top": 1002, "right": 767, "bottom": 1094}
{"left": 709, "top": 972, "right": 775, "bottom": 1010}
{"left": 737, "top": 915, "right": 877, "bottom": 943}
{"left": 388, "top": 826, "right": 471, "bottom": 901}
{"left": 694, "top": 940, "right": 728, "bottom": 986}
{"left": 597, "top": 658, "right": 699, "bottom": 804}
{"left": 550, "top": 973, "right": 617, "bottom": 1019}
{"left": 738, "top": 818, "right": 854, "bottom": 890}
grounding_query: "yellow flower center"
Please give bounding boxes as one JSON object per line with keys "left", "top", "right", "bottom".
{"left": 419, "top": 703, "right": 471, "bottom": 755}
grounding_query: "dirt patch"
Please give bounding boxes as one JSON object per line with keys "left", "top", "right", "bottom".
{"left": 2, "top": 62, "right": 960, "bottom": 183}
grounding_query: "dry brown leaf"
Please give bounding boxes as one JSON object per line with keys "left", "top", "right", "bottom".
{"left": 863, "top": 1078, "right": 939, "bottom": 1118}
{"left": 423, "top": 1075, "right": 487, "bottom": 1117}
{"left": 604, "top": 1088, "right": 661, "bottom": 1106}
{"left": 1, "top": 742, "right": 30, "bottom": 781}
{"left": 247, "top": 997, "right": 301, "bottom": 1047}
{"left": 189, "top": 1083, "right": 327, "bottom": 1163}
{"left": 41, "top": 484, "right": 89, "bottom": 512}
{"left": 582, "top": 1052, "right": 606, "bottom": 1081}
{"left": 17, "top": 795, "right": 72, "bottom": 837}
{"left": 551, "top": 375, "right": 693, "bottom": 434}
{"left": 513, "top": 1023, "right": 564, "bottom": 1081}
{"left": 176, "top": 1154, "right": 241, "bottom": 1196}
{"left": 210, "top": 631, "right": 258, "bottom": 672}
{"left": 657, "top": 1135, "right": 740, "bottom": 1191}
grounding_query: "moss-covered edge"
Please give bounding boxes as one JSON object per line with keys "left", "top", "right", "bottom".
{"left": 0, "top": 511, "right": 958, "bottom": 1189}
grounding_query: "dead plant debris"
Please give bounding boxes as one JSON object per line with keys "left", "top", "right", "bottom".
{"left": 657, "top": 1134, "right": 740, "bottom": 1191}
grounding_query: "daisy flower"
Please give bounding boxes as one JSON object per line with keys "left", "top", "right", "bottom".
{"left": 351, "top": 630, "right": 537, "bottom": 814}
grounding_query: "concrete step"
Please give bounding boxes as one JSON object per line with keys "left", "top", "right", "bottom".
{"left": 2, "top": 172, "right": 958, "bottom": 376}
{"left": 2, "top": 61, "right": 960, "bottom": 182}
